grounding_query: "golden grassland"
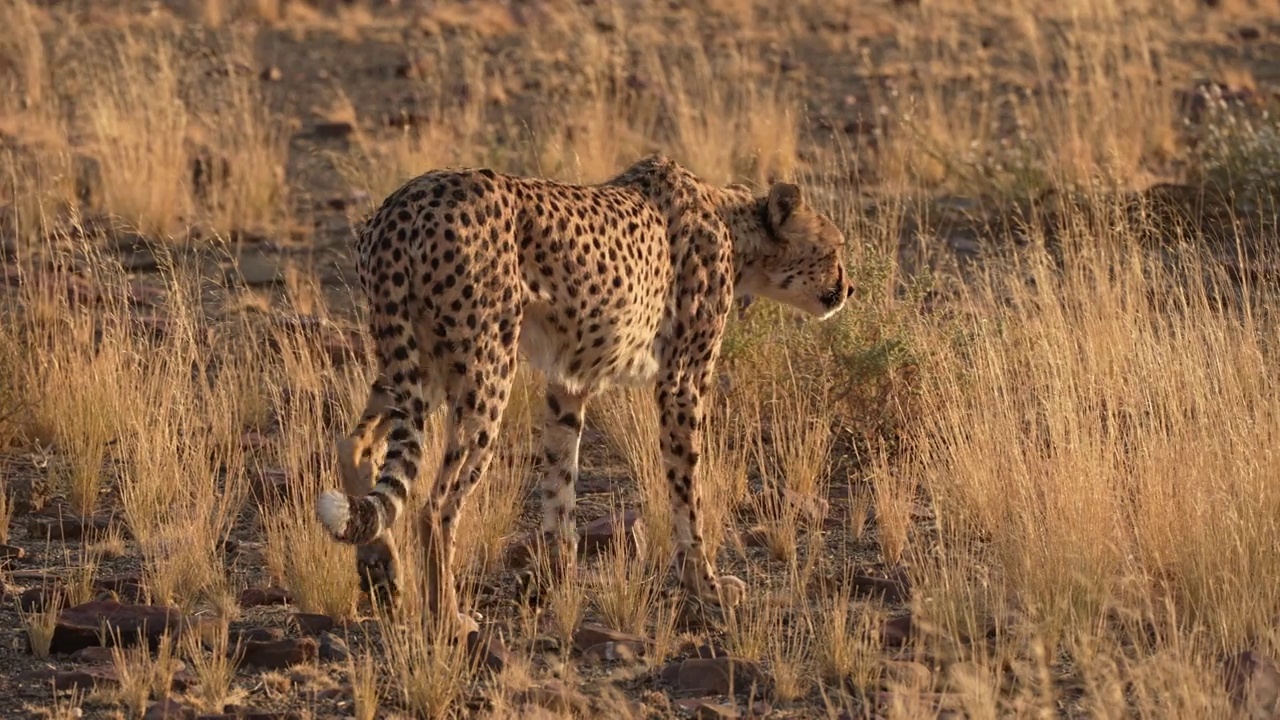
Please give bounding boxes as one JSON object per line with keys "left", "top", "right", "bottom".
{"left": 2, "top": 0, "right": 1280, "bottom": 718}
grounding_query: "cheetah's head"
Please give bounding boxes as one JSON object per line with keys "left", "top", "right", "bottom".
{"left": 739, "top": 182, "right": 852, "bottom": 320}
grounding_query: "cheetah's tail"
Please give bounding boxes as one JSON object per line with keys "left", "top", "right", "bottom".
{"left": 317, "top": 489, "right": 395, "bottom": 545}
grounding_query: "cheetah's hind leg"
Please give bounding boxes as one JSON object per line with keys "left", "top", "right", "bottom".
{"left": 336, "top": 374, "right": 406, "bottom": 616}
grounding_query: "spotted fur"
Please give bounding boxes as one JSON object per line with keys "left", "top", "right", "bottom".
{"left": 317, "top": 154, "right": 853, "bottom": 621}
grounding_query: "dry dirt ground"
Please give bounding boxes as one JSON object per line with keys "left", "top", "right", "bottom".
{"left": 2, "top": 1, "right": 1280, "bottom": 719}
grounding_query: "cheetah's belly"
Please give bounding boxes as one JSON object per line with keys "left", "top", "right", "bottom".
{"left": 518, "top": 301, "right": 661, "bottom": 395}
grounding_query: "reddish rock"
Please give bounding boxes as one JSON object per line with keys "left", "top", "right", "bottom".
{"left": 47, "top": 600, "right": 207, "bottom": 655}
{"left": 18, "top": 585, "right": 67, "bottom": 613}
{"left": 882, "top": 614, "right": 915, "bottom": 648}
{"left": 291, "top": 612, "right": 336, "bottom": 636}
{"left": 233, "top": 626, "right": 285, "bottom": 644}
{"left": 26, "top": 513, "right": 112, "bottom": 541}
{"left": 22, "top": 665, "right": 120, "bottom": 691}
{"left": 579, "top": 508, "right": 645, "bottom": 555}
{"left": 238, "top": 637, "right": 318, "bottom": 670}
{"left": 70, "top": 646, "right": 117, "bottom": 664}
{"left": 581, "top": 640, "right": 642, "bottom": 664}
{"left": 659, "top": 656, "right": 767, "bottom": 697}
{"left": 467, "top": 629, "right": 514, "bottom": 673}
{"left": 573, "top": 623, "right": 647, "bottom": 653}
{"left": 95, "top": 572, "right": 147, "bottom": 603}
{"left": 239, "top": 586, "right": 292, "bottom": 608}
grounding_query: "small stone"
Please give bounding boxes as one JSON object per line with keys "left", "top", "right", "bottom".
{"left": 515, "top": 680, "right": 589, "bottom": 715}
{"left": 674, "top": 699, "right": 741, "bottom": 719}
{"left": 313, "top": 121, "right": 354, "bottom": 139}
{"left": 319, "top": 632, "right": 350, "bottom": 662}
{"left": 239, "top": 637, "right": 318, "bottom": 670}
{"left": 677, "top": 640, "right": 729, "bottom": 659}
{"left": 70, "top": 646, "right": 117, "bottom": 664}
{"left": 239, "top": 587, "right": 292, "bottom": 608}
{"left": 739, "top": 525, "right": 771, "bottom": 548}
{"left": 19, "top": 585, "right": 66, "bottom": 613}
{"left": 27, "top": 514, "right": 111, "bottom": 541}
{"left": 260, "top": 65, "right": 283, "bottom": 81}
{"left": 660, "top": 657, "right": 766, "bottom": 697}
{"left": 234, "top": 626, "right": 285, "bottom": 644}
{"left": 95, "top": 572, "right": 146, "bottom": 603}
{"left": 851, "top": 569, "right": 910, "bottom": 605}
{"left": 1237, "top": 26, "right": 1262, "bottom": 41}
{"left": 467, "top": 629, "right": 513, "bottom": 673}
{"left": 23, "top": 665, "right": 120, "bottom": 691}
{"left": 143, "top": 697, "right": 196, "bottom": 720}
{"left": 292, "top": 612, "right": 335, "bottom": 636}
{"left": 579, "top": 508, "right": 645, "bottom": 556}
{"left": 881, "top": 659, "right": 933, "bottom": 690}
{"left": 581, "top": 640, "right": 642, "bottom": 664}
{"left": 882, "top": 614, "right": 915, "bottom": 648}
{"left": 573, "top": 623, "right": 647, "bottom": 653}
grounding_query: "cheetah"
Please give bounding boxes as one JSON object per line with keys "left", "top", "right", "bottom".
{"left": 316, "top": 154, "right": 853, "bottom": 630}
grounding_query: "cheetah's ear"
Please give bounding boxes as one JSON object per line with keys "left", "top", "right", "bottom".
{"left": 766, "top": 182, "right": 802, "bottom": 230}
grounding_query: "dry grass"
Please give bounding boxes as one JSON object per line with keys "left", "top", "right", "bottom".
{"left": 2, "top": 0, "right": 1279, "bottom": 718}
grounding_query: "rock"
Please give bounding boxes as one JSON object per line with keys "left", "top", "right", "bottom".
{"left": 23, "top": 665, "right": 120, "bottom": 691}
{"left": 260, "top": 65, "right": 283, "bottom": 81}
{"left": 579, "top": 508, "right": 645, "bottom": 556}
{"left": 19, "top": 585, "right": 66, "bottom": 613}
{"left": 313, "top": 121, "right": 355, "bottom": 139}
{"left": 233, "top": 626, "right": 285, "bottom": 644}
{"left": 677, "top": 640, "right": 729, "bottom": 659}
{"left": 318, "top": 632, "right": 350, "bottom": 662}
{"left": 882, "top": 614, "right": 915, "bottom": 648}
{"left": 515, "top": 680, "right": 590, "bottom": 715}
{"left": 26, "top": 513, "right": 111, "bottom": 541}
{"left": 581, "top": 640, "right": 642, "bottom": 664}
{"left": 1237, "top": 26, "right": 1262, "bottom": 42}
{"left": 574, "top": 475, "right": 613, "bottom": 494}
{"left": 47, "top": 600, "right": 206, "bottom": 655}
{"left": 239, "top": 587, "right": 292, "bottom": 608}
{"left": 292, "top": 612, "right": 334, "bottom": 635}
{"left": 239, "top": 637, "right": 318, "bottom": 670}
{"left": 95, "top": 572, "right": 147, "bottom": 603}
{"left": 249, "top": 468, "right": 289, "bottom": 505}
{"left": 70, "top": 646, "right": 117, "bottom": 664}
{"left": 467, "top": 629, "right": 513, "bottom": 673}
{"left": 573, "top": 623, "right": 646, "bottom": 653}
{"left": 659, "top": 657, "right": 766, "bottom": 697}
{"left": 1222, "top": 650, "right": 1280, "bottom": 719}
{"left": 143, "top": 697, "right": 197, "bottom": 720}
{"left": 220, "top": 708, "right": 303, "bottom": 720}
{"left": 881, "top": 659, "right": 933, "bottom": 689}
{"left": 740, "top": 525, "right": 772, "bottom": 548}
{"left": 229, "top": 250, "right": 285, "bottom": 287}
{"left": 851, "top": 569, "right": 910, "bottom": 605}
{"left": 760, "top": 488, "right": 828, "bottom": 525}
{"left": 673, "top": 699, "right": 741, "bottom": 719}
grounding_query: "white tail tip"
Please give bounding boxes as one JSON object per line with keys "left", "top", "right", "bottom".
{"left": 317, "top": 490, "right": 351, "bottom": 535}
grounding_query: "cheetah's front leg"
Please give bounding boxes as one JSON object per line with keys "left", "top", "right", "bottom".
{"left": 656, "top": 381, "right": 746, "bottom": 611}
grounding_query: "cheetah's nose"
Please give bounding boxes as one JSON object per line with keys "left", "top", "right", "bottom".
{"left": 845, "top": 283, "right": 855, "bottom": 299}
